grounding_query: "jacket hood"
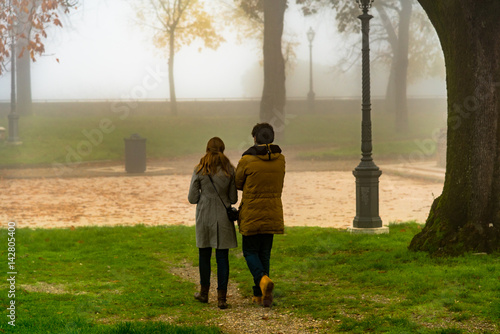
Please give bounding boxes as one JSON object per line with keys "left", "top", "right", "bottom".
{"left": 242, "top": 144, "right": 282, "bottom": 161}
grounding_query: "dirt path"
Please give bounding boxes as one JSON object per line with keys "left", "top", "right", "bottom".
{"left": 169, "top": 261, "right": 327, "bottom": 334}
{"left": 18, "top": 260, "right": 328, "bottom": 333}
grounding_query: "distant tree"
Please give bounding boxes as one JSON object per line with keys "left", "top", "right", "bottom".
{"left": 16, "top": 1, "right": 37, "bottom": 116}
{"left": 0, "top": 0, "right": 74, "bottom": 74}
{"left": 408, "top": 0, "right": 500, "bottom": 255}
{"left": 230, "top": 0, "right": 287, "bottom": 129}
{"left": 220, "top": 0, "right": 297, "bottom": 90}
{"left": 296, "top": 0, "right": 444, "bottom": 132}
{"left": 1, "top": 0, "right": 75, "bottom": 128}
{"left": 134, "top": 0, "right": 224, "bottom": 116}
{"left": 16, "top": 32, "right": 32, "bottom": 115}
{"left": 260, "top": 0, "right": 287, "bottom": 129}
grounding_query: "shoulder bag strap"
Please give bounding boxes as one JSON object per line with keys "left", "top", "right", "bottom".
{"left": 207, "top": 175, "right": 229, "bottom": 210}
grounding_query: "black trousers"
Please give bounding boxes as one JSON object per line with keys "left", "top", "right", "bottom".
{"left": 198, "top": 247, "right": 229, "bottom": 291}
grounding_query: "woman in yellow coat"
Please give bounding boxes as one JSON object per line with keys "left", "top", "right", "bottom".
{"left": 235, "top": 123, "right": 285, "bottom": 307}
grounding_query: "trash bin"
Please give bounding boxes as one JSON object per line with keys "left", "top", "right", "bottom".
{"left": 124, "top": 133, "right": 146, "bottom": 173}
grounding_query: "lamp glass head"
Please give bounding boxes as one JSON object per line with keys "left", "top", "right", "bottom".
{"left": 307, "top": 27, "right": 315, "bottom": 42}
{"left": 356, "top": 0, "right": 374, "bottom": 10}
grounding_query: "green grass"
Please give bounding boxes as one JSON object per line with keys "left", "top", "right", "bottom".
{"left": 1, "top": 225, "right": 219, "bottom": 333}
{"left": 0, "top": 113, "right": 257, "bottom": 166}
{"left": 0, "top": 101, "right": 446, "bottom": 166}
{"left": 1, "top": 223, "right": 498, "bottom": 333}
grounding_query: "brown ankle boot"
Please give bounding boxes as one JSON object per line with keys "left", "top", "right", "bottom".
{"left": 217, "top": 290, "right": 228, "bottom": 309}
{"left": 259, "top": 275, "right": 274, "bottom": 307}
{"left": 252, "top": 296, "right": 263, "bottom": 305}
{"left": 194, "top": 285, "right": 210, "bottom": 303}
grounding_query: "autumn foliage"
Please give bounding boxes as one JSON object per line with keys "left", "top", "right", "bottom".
{"left": 0, "top": 0, "right": 75, "bottom": 74}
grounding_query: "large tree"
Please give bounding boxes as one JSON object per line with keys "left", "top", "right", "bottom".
{"left": 135, "top": 0, "right": 223, "bottom": 116}
{"left": 409, "top": 0, "right": 500, "bottom": 255}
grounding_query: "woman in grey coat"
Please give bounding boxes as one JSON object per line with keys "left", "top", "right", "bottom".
{"left": 188, "top": 137, "right": 238, "bottom": 309}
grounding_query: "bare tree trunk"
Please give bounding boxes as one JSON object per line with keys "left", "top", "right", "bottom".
{"left": 385, "top": 59, "right": 397, "bottom": 113}
{"left": 394, "top": 0, "right": 412, "bottom": 132}
{"left": 168, "top": 30, "right": 177, "bottom": 116}
{"left": 260, "top": 0, "right": 286, "bottom": 138}
{"left": 16, "top": 38, "right": 32, "bottom": 116}
{"left": 15, "top": 1, "right": 33, "bottom": 116}
{"left": 376, "top": 1, "right": 411, "bottom": 131}
{"left": 409, "top": 0, "right": 500, "bottom": 255}
{"left": 375, "top": 4, "right": 397, "bottom": 115}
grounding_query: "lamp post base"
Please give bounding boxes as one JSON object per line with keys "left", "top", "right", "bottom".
{"left": 7, "top": 113, "right": 21, "bottom": 145}
{"left": 348, "top": 226, "right": 389, "bottom": 234}
{"left": 352, "top": 166, "right": 383, "bottom": 229}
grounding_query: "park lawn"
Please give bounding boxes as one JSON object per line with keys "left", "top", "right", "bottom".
{"left": 0, "top": 112, "right": 257, "bottom": 166}
{"left": 0, "top": 103, "right": 446, "bottom": 166}
{"left": 0, "top": 223, "right": 498, "bottom": 333}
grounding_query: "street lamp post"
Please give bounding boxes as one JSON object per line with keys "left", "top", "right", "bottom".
{"left": 8, "top": 19, "right": 21, "bottom": 145}
{"left": 307, "top": 27, "right": 315, "bottom": 112}
{"left": 350, "top": 0, "right": 387, "bottom": 234}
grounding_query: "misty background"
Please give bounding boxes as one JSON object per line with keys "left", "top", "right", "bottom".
{"left": 0, "top": 0, "right": 445, "bottom": 102}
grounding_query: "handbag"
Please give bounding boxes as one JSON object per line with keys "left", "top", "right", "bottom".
{"left": 208, "top": 175, "right": 239, "bottom": 222}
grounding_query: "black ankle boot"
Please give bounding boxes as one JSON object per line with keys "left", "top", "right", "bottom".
{"left": 194, "top": 285, "right": 210, "bottom": 303}
{"left": 217, "top": 290, "right": 228, "bottom": 309}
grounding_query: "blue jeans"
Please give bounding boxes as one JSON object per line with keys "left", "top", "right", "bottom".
{"left": 198, "top": 248, "right": 229, "bottom": 291}
{"left": 242, "top": 234, "right": 274, "bottom": 297}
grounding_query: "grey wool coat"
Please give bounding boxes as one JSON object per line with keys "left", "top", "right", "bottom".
{"left": 188, "top": 167, "right": 238, "bottom": 249}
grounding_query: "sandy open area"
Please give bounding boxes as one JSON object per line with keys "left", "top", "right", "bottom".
{"left": 0, "top": 162, "right": 443, "bottom": 229}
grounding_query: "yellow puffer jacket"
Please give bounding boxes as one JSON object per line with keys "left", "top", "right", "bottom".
{"left": 235, "top": 144, "right": 285, "bottom": 236}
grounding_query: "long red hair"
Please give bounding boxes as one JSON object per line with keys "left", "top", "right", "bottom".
{"left": 196, "top": 137, "right": 234, "bottom": 176}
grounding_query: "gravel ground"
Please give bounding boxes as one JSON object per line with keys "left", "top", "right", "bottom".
{"left": 169, "top": 261, "right": 329, "bottom": 334}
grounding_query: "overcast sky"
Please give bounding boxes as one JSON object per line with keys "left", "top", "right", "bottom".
{"left": 0, "top": 0, "right": 445, "bottom": 101}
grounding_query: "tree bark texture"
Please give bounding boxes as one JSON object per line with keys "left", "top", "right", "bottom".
{"left": 260, "top": 0, "right": 286, "bottom": 134}
{"left": 409, "top": 0, "right": 500, "bottom": 255}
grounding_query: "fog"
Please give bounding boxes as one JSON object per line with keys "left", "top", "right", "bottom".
{"left": 0, "top": 0, "right": 446, "bottom": 101}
